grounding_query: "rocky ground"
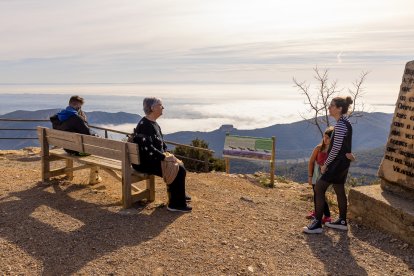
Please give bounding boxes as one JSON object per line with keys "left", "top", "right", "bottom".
{"left": 0, "top": 148, "right": 413, "bottom": 275}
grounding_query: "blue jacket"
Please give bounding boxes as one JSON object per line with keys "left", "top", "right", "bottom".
{"left": 57, "top": 106, "right": 78, "bottom": 122}
{"left": 50, "top": 106, "right": 91, "bottom": 135}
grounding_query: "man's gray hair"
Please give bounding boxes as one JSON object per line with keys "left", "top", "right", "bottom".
{"left": 143, "top": 97, "right": 162, "bottom": 115}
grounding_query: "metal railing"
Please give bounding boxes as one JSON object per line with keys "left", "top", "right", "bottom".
{"left": 0, "top": 118, "right": 214, "bottom": 172}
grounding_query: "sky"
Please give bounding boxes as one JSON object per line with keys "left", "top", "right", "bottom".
{"left": 0, "top": 0, "right": 413, "bottom": 84}
{"left": 0, "top": 0, "right": 413, "bottom": 132}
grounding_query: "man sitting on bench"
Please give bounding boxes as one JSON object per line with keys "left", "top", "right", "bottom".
{"left": 50, "top": 95, "right": 95, "bottom": 155}
{"left": 50, "top": 95, "right": 101, "bottom": 183}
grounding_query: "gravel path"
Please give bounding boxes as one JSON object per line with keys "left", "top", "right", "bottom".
{"left": 0, "top": 149, "right": 413, "bottom": 275}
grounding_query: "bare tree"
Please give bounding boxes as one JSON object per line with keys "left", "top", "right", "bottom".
{"left": 348, "top": 71, "right": 369, "bottom": 119}
{"left": 293, "top": 67, "right": 368, "bottom": 137}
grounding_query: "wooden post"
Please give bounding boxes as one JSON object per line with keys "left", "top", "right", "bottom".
{"left": 65, "top": 159, "right": 74, "bottom": 180}
{"left": 224, "top": 132, "right": 230, "bottom": 174}
{"left": 89, "top": 166, "right": 101, "bottom": 184}
{"left": 225, "top": 157, "right": 230, "bottom": 174}
{"left": 270, "top": 136, "right": 276, "bottom": 187}
{"left": 40, "top": 128, "right": 50, "bottom": 182}
{"left": 104, "top": 130, "right": 108, "bottom": 138}
{"left": 121, "top": 143, "right": 132, "bottom": 208}
{"left": 146, "top": 175, "right": 155, "bottom": 202}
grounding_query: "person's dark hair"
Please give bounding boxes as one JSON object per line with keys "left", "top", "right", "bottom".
{"left": 320, "top": 126, "right": 334, "bottom": 151}
{"left": 332, "top": 96, "right": 353, "bottom": 114}
{"left": 143, "top": 97, "right": 162, "bottom": 115}
{"left": 69, "top": 95, "right": 84, "bottom": 106}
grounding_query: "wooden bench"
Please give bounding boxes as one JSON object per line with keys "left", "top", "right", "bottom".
{"left": 37, "top": 126, "right": 155, "bottom": 208}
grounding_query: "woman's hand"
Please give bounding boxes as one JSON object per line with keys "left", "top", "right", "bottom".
{"left": 321, "top": 164, "right": 327, "bottom": 174}
{"left": 164, "top": 154, "right": 176, "bottom": 162}
{"left": 346, "top": 153, "right": 356, "bottom": 162}
{"left": 308, "top": 177, "right": 312, "bottom": 186}
{"left": 164, "top": 152, "right": 181, "bottom": 163}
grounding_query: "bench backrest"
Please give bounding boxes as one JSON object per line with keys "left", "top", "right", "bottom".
{"left": 37, "top": 127, "right": 140, "bottom": 165}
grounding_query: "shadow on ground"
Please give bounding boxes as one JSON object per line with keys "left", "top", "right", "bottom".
{"left": 350, "top": 223, "right": 414, "bottom": 271}
{"left": 0, "top": 180, "right": 180, "bottom": 275}
{"left": 305, "top": 229, "right": 368, "bottom": 275}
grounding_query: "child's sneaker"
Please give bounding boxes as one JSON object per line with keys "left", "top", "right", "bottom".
{"left": 322, "top": 216, "right": 331, "bottom": 224}
{"left": 325, "top": 218, "right": 348, "bottom": 230}
{"left": 303, "top": 219, "right": 323, "bottom": 234}
{"left": 305, "top": 211, "right": 315, "bottom": 219}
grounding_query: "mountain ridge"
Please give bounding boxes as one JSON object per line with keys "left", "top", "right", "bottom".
{"left": 0, "top": 109, "right": 392, "bottom": 159}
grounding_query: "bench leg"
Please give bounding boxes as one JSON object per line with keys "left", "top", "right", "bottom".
{"left": 65, "top": 159, "right": 74, "bottom": 180}
{"left": 146, "top": 175, "right": 155, "bottom": 202}
{"left": 89, "top": 166, "right": 102, "bottom": 184}
{"left": 40, "top": 128, "right": 50, "bottom": 182}
{"left": 41, "top": 156, "right": 50, "bottom": 182}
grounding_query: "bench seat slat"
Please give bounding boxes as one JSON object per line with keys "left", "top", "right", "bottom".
{"left": 49, "top": 149, "right": 123, "bottom": 170}
{"left": 82, "top": 144, "right": 122, "bottom": 160}
{"left": 46, "top": 137, "right": 82, "bottom": 152}
{"left": 127, "top": 142, "right": 140, "bottom": 165}
{"left": 83, "top": 135, "right": 125, "bottom": 150}
{"left": 44, "top": 128, "right": 79, "bottom": 142}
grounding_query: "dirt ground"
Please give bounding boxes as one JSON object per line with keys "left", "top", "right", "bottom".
{"left": 0, "top": 148, "right": 413, "bottom": 275}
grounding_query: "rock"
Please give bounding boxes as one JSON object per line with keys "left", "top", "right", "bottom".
{"left": 240, "top": 196, "right": 253, "bottom": 203}
{"left": 400, "top": 243, "right": 409, "bottom": 249}
{"left": 248, "top": 265, "right": 254, "bottom": 272}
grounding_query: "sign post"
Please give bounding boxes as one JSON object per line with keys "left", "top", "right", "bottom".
{"left": 223, "top": 133, "right": 276, "bottom": 187}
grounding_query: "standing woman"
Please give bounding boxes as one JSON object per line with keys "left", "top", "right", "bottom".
{"left": 303, "top": 96, "right": 353, "bottom": 234}
{"left": 131, "top": 97, "right": 192, "bottom": 212}
{"left": 305, "top": 126, "right": 334, "bottom": 223}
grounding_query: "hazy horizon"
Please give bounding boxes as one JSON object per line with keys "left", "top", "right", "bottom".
{"left": 0, "top": 83, "right": 396, "bottom": 134}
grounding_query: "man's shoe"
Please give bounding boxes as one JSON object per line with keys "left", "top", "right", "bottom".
{"left": 167, "top": 205, "right": 192, "bottom": 213}
{"left": 305, "top": 211, "right": 315, "bottom": 219}
{"left": 322, "top": 216, "right": 331, "bottom": 224}
{"left": 185, "top": 194, "right": 192, "bottom": 202}
{"left": 303, "top": 219, "right": 323, "bottom": 234}
{"left": 325, "top": 218, "right": 348, "bottom": 230}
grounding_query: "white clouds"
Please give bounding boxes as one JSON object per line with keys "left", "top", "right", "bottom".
{"left": 0, "top": 0, "right": 413, "bottom": 84}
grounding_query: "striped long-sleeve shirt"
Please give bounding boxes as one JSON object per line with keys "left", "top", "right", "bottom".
{"left": 324, "top": 115, "right": 350, "bottom": 167}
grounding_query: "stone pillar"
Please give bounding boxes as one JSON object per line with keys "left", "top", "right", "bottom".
{"left": 378, "top": 60, "right": 414, "bottom": 200}
{"left": 348, "top": 60, "right": 414, "bottom": 245}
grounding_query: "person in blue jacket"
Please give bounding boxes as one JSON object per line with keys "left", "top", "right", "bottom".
{"left": 50, "top": 95, "right": 94, "bottom": 155}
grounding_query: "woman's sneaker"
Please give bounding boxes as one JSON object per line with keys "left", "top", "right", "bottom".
{"left": 303, "top": 219, "right": 323, "bottom": 234}
{"left": 305, "top": 211, "right": 315, "bottom": 219}
{"left": 325, "top": 218, "right": 348, "bottom": 230}
{"left": 322, "top": 216, "right": 331, "bottom": 224}
{"left": 167, "top": 204, "right": 192, "bottom": 213}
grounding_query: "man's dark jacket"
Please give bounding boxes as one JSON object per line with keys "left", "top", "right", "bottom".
{"left": 50, "top": 106, "right": 92, "bottom": 154}
{"left": 50, "top": 106, "right": 91, "bottom": 135}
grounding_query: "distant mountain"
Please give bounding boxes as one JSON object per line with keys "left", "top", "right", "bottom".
{"left": 0, "top": 109, "right": 392, "bottom": 159}
{"left": 165, "top": 112, "right": 392, "bottom": 159}
{"left": 0, "top": 109, "right": 140, "bottom": 125}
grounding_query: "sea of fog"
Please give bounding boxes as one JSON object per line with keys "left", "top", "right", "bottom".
{"left": 0, "top": 83, "right": 397, "bottom": 134}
